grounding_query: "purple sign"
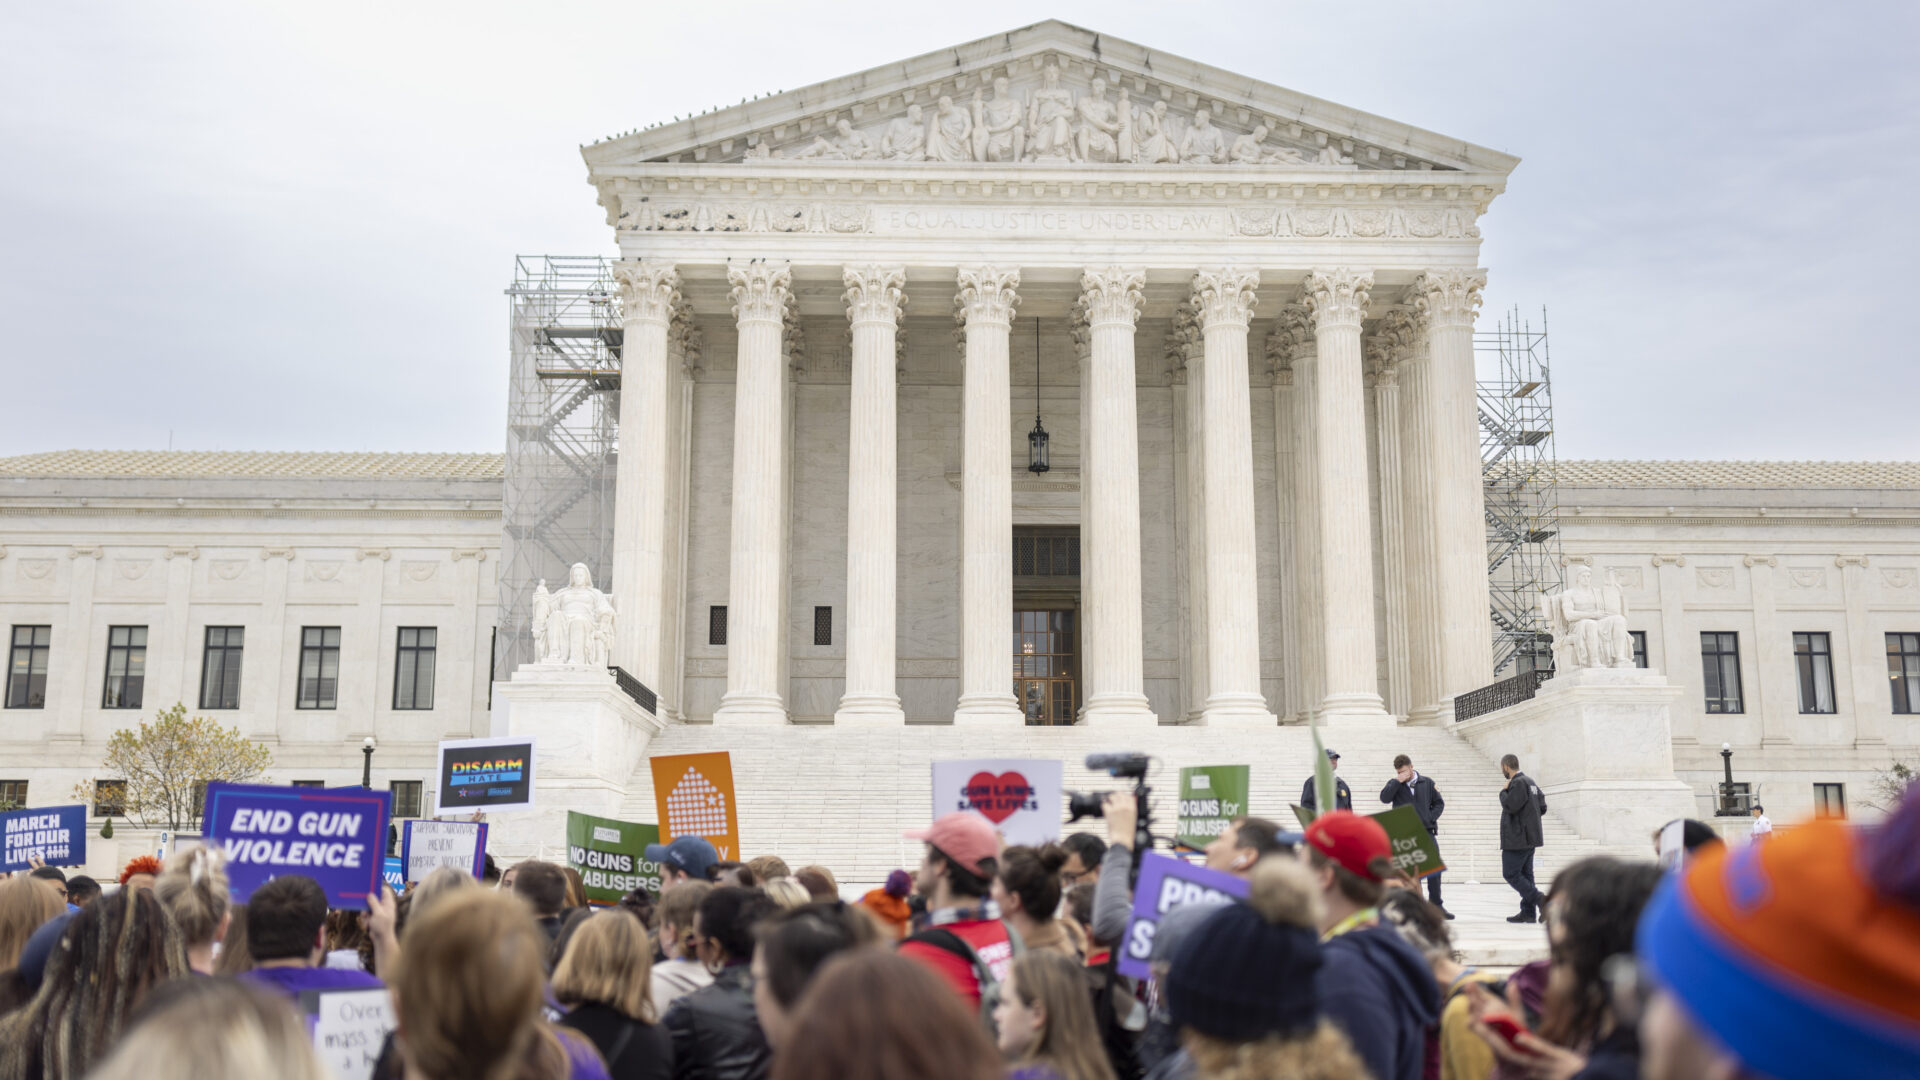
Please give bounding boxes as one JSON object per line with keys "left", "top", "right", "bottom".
{"left": 1117, "top": 851, "right": 1250, "bottom": 979}
{"left": 204, "top": 782, "right": 391, "bottom": 910}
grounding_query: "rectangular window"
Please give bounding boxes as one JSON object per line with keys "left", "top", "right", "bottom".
{"left": 290, "top": 780, "right": 326, "bottom": 788}
{"left": 1887, "top": 633, "right": 1920, "bottom": 714}
{"left": 0, "top": 780, "right": 26, "bottom": 809}
{"left": 1813, "top": 782, "right": 1846, "bottom": 819}
{"left": 709, "top": 606, "right": 728, "bottom": 646}
{"left": 1629, "top": 631, "right": 1648, "bottom": 670}
{"left": 390, "top": 780, "right": 423, "bottom": 819}
{"left": 393, "top": 627, "right": 437, "bottom": 710}
{"left": 199, "top": 626, "right": 245, "bottom": 710}
{"left": 1012, "top": 531, "right": 1081, "bottom": 577}
{"left": 1701, "top": 632, "right": 1744, "bottom": 714}
{"left": 93, "top": 779, "right": 127, "bottom": 817}
{"left": 1793, "top": 632, "right": 1836, "bottom": 714}
{"left": 102, "top": 625, "right": 148, "bottom": 709}
{"left": 297, "top": 626, "right": 341, "bottom": 710}
{"left": 6, "top": 625, "right": 51, "bottom": 709}
{"left": 813, "top": 606, "right": 832, "bottom": 647}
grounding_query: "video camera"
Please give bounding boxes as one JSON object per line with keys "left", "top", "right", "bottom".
{"left": 1064, "top": 752, "right": 1159, "bottom": 886}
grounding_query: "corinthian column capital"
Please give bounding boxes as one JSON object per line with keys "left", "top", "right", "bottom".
{"left": 1080, "top": 267, "right": 1146, "bottom": 328}
{"left": 953, "top": 266, "right": 1021, "bottom": 328}
{"left": 1405, "top": 268, "right": 1487, "bottom": 330}
{"left": 613, "top": 260, "right": 680, "bottom": 325}
{"left": 1190, "top": 268, "right": 1260, "bottom": 331}
{"left": 1301, "top": 268, "right": 1373, "bottom": 331}
{"left": 842, "top": 265, "right": 907, "bottom": 326}
{"left": 727, "top": 259, "right": 793, "bottom": 324}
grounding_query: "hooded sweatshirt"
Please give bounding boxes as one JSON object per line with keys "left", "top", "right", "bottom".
{"left": 1318, "top": 922, "right": 1441, "bottom": 1080}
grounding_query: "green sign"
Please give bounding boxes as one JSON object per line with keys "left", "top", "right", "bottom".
{"left": 565, "top": 811, "right": 664, "bottom": 905}
{"left": 1290, "top": 803, "right": 1317, "bottom": 829}
{"left": 1177, "top": 765, "right": 1251, "bottom": 849}
{"left": 1369, "top": 804, "right": 1446, "bottom": 879}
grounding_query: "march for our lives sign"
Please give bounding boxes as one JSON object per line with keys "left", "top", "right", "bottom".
{"left": 1117, "top": 852, "right": 1250, "bottom": 980}
{"left": 1, "top": 805, "right": 87, "bottom": 871}
{"left": 203, "top": 782, "right": 391, "bottom": 909}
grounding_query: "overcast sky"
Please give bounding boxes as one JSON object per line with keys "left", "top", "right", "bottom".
{"left": 3, "top": 2, "right": 1914, "bottom": 461}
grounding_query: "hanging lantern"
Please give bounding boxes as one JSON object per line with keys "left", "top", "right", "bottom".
{"left": 1028, "top": 318, "right": 1051, "bottom": 473}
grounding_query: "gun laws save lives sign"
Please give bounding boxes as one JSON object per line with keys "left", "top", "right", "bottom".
{"left": 929, "top": 759, "right": 1064, "bottom": 847}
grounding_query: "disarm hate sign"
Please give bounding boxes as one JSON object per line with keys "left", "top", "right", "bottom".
{"left": 204, "top": 783, "right": 391, "bottom": 909}
{"left": 1, "top": 805, "right": 87, "bottom": 871}
{"left": 437, "top": 736, "right": 536, "bottom": 813}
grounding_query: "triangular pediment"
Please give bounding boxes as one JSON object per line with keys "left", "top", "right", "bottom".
{"left": 582, "top": 21, "right": 1516, "bottom": 177}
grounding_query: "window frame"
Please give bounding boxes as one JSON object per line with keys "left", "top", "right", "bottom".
{"left": 1813, "top": 782, "right": 1846, "bottom": 819}
{"left": 6, "top": 625, "right": 52, "bottom": 710}
{"left": 199, "top": 626, "right": 245, "bottom": 710}
{"left": 390, "top": 779, "right": 424, "bottom": 819}
{"left": 0, "top": 780, "right": 29, "bottom": 810}
{"left": 101, "top": 625, "right": 148, "bottom": 710}
{"left": 709, "top": 606, "right": 728, "bottom": 646}
{"left": 813, "top": 606, "right": 832, "bottom": 647}
{"left": 93, "top": 779, "right": 127, "bottom": 817}
{"left": 296, "top": 626, "right": 342, "bottom": 711}
{"left": 1629, "top": 630, "right": 1648, "bottom": 670}
{"left": 1887, "top": 633, "right": 1920, "bottom": 715}
{"left": 1792, "top": 632, "right": 1837, "bottom": 715}
{"left": 393, "top": 627, "right": 438, "bottom": 711}
{"left": 1700, "top": 632, "right": 1744, "bottom": 714}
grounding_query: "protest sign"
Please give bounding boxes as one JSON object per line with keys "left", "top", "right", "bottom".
{"left": 381, "top": 856, "right": 406, "bottom": 893}
{"left": 650, "top": 752, "right": 740, "bottom": 860}
{"left": 1369, "top": 804, "right": 1446, "bottom": 879}
{"left": 400, "top": 819, "right": 488, "bottom": 882}
{"left": 203, "top": 782, "right": 390, "bottom": 909}
{"left": 1, "top": 804, "right": 86, "bottom": 871}
{"left": 301, "top": 987, "right": 395, "bottom": 1080}
{"left": 566, "top": 812, "right": 663, "bottom": 905}
{"left": 1176, "top": 766, "right": 1251, "bottom": 850}
{"left": 930, "top": 759, "right": 1064, "bottom": 847}
{"left": 1117, "top": 852, "right": 1250, "bottom": 980}
{"left": 437, "top": 735, "right": 536, "bottom": 813}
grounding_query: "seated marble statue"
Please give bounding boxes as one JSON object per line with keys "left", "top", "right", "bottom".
{"left": 531, "top": 563, "right": 617, "bottom": 668}
{"left": 1178, "top": 109, "right": 1227, "bottom": 164}
{"left": 1543, "top": 565, "right": 1634, "bottom": 669}
{"left": 881, "top": 105, "right": 926, "bottom": 160}
{"left": 1229, "top": 124, "right": 1272, "bottom": 164}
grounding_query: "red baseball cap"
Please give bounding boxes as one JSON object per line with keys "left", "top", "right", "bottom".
{"left": 1304, "top": 811, "right": 1392, "bottom": 881}
{"left": 904, "top": 811, "right": 999, "bottom": 876}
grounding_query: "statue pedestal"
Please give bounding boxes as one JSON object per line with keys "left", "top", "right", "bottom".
{"left": 1453, "top": 667, "right": 1698, "bottom": 847}
{"left": 487, "top": 665, "right": 664, "bottom": 861}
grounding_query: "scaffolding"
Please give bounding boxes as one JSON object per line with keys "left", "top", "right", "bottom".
{"left": 495, "top": 255, "right": 623, "bottom": 683}
{"left": 1477, "top": 307, "right": 1563, "bottom": 676}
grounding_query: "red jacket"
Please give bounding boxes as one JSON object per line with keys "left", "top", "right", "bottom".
{"left": 898, "top": 916, "right": 1014, "bottom": 1007}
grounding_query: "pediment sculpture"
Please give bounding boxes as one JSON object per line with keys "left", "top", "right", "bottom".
{"left": 1542, "top": 565, "right": 1635, "bottom": 670}
{"left": 531, "top": 563, "right": 617, "bottom": 668}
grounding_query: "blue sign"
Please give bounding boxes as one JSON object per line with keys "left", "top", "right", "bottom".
{"left": 203, "top": 782, "right": 391, "bottom": 909}
{"left": 1117, "top": 852, "right": 1250, "bottom": 980}
{"left": 1, "top": 804, "right": 88, "bottom": 871}
{"left": 382, "top": 856, "right": 406, "bottom": 893}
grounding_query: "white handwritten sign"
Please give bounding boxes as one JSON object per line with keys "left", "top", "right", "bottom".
{"left": 401, "top": 819, "right": 488, "bottom": 882}
{"left": 300, "top": 988, "right": 394, "bottom": 1080}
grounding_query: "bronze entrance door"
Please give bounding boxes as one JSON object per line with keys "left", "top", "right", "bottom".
{"left": 1014, "top": 608, "right": 1077, "bottom": 725}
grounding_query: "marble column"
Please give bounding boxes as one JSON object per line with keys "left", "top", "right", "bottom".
{"left": 1408, "top": 270, "right": 1494, "bottom": 716}
{"left": 1368, "top": 351, "right": 1413, "bottom": 720}
{"left": 1190, "top": 269, "right": 1276, "bottom": 727}
{"left": 1080, "top": 268, "right": 1155, "bottom": 726}
{"left": 611, "top": 260, "right": 679, "bottom": 704}
{"left": 1836, "top": 556, "right": 1887, "bottom": 746}
{"left": 1073, "top": 306, "right": 1097, "bottom": 721}
{"left": 1393, "top": 311, "right": 1445, "bottom": 723}
{"left": 1264, "top": 325, "right": 1301, "bottom": 722}
{"left": 714, "top": 260, "right": 794, "bottom": 726}
{"left": 1277, "top": 308, "right": 1324, "bottom": 722}
{"left": 1303, "top": 268, "right": 1391, "bottom": 726}
{"left": 835, "top": 266, "right": 907, "bottom": 725}
{"left": 1170, "top": 306, "right": 1209, "bottom": 722}
{"left": 953, "top": 267, "right": 1024, "bottom": 726}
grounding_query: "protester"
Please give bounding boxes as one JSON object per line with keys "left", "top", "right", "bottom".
{"left": 1063, "top": 883, "right": 1097, "bottom": 947}
{"left": 793, "top": 865, "right": 838, "bottom": 900}
{"left": 995, "top": 844, "right": 1084, "bottom": 960}
{"left": 1498, "top": 754, "right": 1549, "bottom": 924}
{"left": 1135, "top": 900, "right": 1219, "bottom": 1079}
{"left": 27, "top": 867, "right": 68, "bottom": 909}
{"left": 0, "top": 887, "right": 189, "bottom": 1080}
{"left": 64, "top": 876, "right": 101, "bottom": 908}
{"left": 858, "top": 869, "right": 914, "bottom": 939}
{"left": 995, "top": 950, "right": 1117, "bottom": 1080}
{"left": 1635, "top": 785, "right": 1920, "bottom": 1080}
{"left": 747, "top": 855, "right": 791, "bottom": 883}
{"left": 620, "top": 885, "right": 659, "bottom": 930}
{"left": 652, "top": 881, "right": 715, "bottom": 1012}
{"left": 323, "top": 907, "right": 373, "bottom": 971}
{"left": 647, "top": 836, "right": 720, "bottom": 887}
{"left": 391, "top": 888, "right": 610, "bottom": 1080}
{"left": 1297, "top": 810, "right": 1439, "bottom": 1080}
{"left": 768, "top": 950, "right": 1002, "bottom": 1080}
{"left": 515, "top": 860, "right": 573, "bottom": 953}
{"left": 551, "top": 907, "right": 598, "bottom": 972}
{"left": 1381, "top": 752, "right": 1450, "bottom": 917}
{"left": 410, "top": 863, "right": 479, "bottom": 921}
{"left": 1198, "top": 815, "right": 1290, "bottom": 878}
{"left": 241, "top": 874, "right": 383, "bottom": 997}
{"left": 1060, "top": 833, "right": 1106, "bottom": 888}
{"left": 1163, "top": 858, "right": 1371, "bottom": 1080}
{"left": 563, "top": 865, "right": 592, "bottom": 910}
{"left": 118, "top": 854, "right": 163, "bottom": 891}
{"left": 1650, "top": 819, "right": 1723, "bottom": 860}
{"left": 713, "top": 861, "right": 756, "bottom": 888}
{"left": 0, "top": 875, "right": 64, "bottom": 971}
{"left": 752, "top": 900, "right": 880, "bottom": 1049}
{"left": 898, "top": 812, "right": 1015, "bottom": 1008}
{"left": 665, "top": 885, "right": 775, "bottom": 1080}
{"left": 87, "top": 975, "right": 332, "bottom": 1080}
{"left": 761, "top": 879, "right": 811, "bottom": 910}
{"left": 1378, "top": 889, "right": 1502, "bottom": 1080}
{"left": 502, "top": 861, "right": 523, "bottom": 890}
{"left": 153, "top": 845, "right": 232, "bottom": 975}
{"left": 1300, "top": 749, "right": 1353, "bottom": 811}
{"left": 483, "top": 853, "right": 504, "bottom": 887}
{"left": 554, "top": 910, "right": 674, "bottom": 1080}
{"left": 1747, "top": 801, "right": 1772, "bottom": 840}
{"left": 215, "top": 903, "right": 253, "bottom": 975}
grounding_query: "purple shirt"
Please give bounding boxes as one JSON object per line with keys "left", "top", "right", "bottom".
{"left": 242, "top": 964, "right": 384, "bottom": 997}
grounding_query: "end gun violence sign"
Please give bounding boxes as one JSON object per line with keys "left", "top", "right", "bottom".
{"left": 1, "top": 805, "right": 87, "bottom": 872}
{"left": 204, "top": 782, "right": 391, "bottom": 909}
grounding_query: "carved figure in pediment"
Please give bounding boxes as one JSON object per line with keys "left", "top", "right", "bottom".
{"left": 882, "top": 104, "right": 926, "bottom": 160}
{"left": 792, "top": 119, "right": 878, "bottom": 160}
{"left": 1315, "top": 144, "right": 1356, "bottom": 167}
{"left": 1133, "top": 100, "right": 1177, "bottom": 164}
{"left": 926, "top": 95, "right": 973, "bottom": 162}
{"left": 1179, "top": 108, "right": 1227, "bottom": 165}
{"left": 1229, "top": 123, "right": 1271, "bottom": 164}
{"left": 1074, "top": 78, "right": 1126, "bottom": 163}
{"left": 1026, "top": 63, "right": 1077, "bottom": 161}
{"left": 972, "top": 78, "right": 1024, "bottom": 162}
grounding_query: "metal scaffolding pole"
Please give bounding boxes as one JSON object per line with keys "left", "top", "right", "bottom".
{"left": 1476, "top": 307, "right": 1563, "bottom": 676}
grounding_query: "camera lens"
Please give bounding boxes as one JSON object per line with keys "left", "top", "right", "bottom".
{"left": 1065, "top": 791, "right": 1107, "bottom": 821}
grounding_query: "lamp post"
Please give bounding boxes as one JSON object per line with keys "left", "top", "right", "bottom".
{"left": 361, "top": 736, "right": 376, "bottom": 789}
{"left": 1718, "top": 742, "right": 1735, "bottom": 816}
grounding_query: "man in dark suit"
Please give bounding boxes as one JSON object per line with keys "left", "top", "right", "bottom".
{"left": 1301, "top": 748, "right": 1353, "bottom": 812}
{"left": 1380, "top": 753, "right": 1450, "bottom": 918}
{"left": 1499, "top": 753, "right": 1549, "bottom": 924}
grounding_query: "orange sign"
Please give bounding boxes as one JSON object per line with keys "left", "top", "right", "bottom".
{"left": 648, "top": 751, "right": 740, "bottom": 861}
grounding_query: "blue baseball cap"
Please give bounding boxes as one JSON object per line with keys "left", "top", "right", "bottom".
{"left": 645, "top": 835, "right": 719, "bottom": 880}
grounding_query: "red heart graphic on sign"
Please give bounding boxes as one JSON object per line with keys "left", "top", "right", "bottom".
{"left": 965, "top": 771, "right": 1032, "bottom": 825}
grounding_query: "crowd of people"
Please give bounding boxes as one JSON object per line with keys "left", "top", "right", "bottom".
{"left": 0, "top": 771, "right": 1915, "bottom": 1080}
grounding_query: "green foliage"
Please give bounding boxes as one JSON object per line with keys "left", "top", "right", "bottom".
{"left": 1868, "top": 759, "right": 1917, "bottom": 812}
{"left": 100, "top": 817, "right": 114, "bottom": 839}
{"left": 71, "top": 703, "right": 272, "bottom": 830}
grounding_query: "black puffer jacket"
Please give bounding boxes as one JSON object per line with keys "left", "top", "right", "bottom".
{"left": 663, "top": 962, "right": 769, "bottom": 1080}
{"left": 1499, "top": 771, "right": 1547, "bottom": 850}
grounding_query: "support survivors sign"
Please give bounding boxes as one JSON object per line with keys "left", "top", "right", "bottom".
{"left": 931, "top": 759, "right": 1064, "bottom": 847}
{"left": 1118, "top": 852, "right": 1249, "bottom": 980}
{"left": 1, "top": 805, "right": 87, "bottom": 871}
{"left": 400, "top": 819, "right": 488, "bottom": 882}
{"left": 203, "top": 782, "right": 391, "bottom": 909}
{"left": 438, "top": 735, "right": 536, "bottom": 813}
{"left": 650, "top": 752, "right": 740, "bottom": 860}
{"left": 1176, "top": 766, "right": 1250, "bottom": 850}
{"left": 566, "top": 812, "right": 663, "bottom": 905}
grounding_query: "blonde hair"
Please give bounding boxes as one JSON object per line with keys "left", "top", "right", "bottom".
{"left": 551, "top": 911, "right": 657, "bottom": 1022}
{"left": 392, "top": 889, "right": 566, "bottom": 1080}
{"left": 657, "top": 880, "right": 713, "bottom": 954}
{"left": 88, "top": 976, "right": 330, "bottom": 1080}
{"left": 154, "top": 846, "right": 230, "bottom": 947}
{"left": 1009, "top": 951, "right": 1116, "bottom": 1080}
{"left": 0, "top": 877, "right": 65, "bottom": 969}
{"left": 761, "top": 879, "right": 811, "bottom": 910}
{"left": 410, "top": 864, "right": 478, "bottom": 923}
{"left": 1184, "top": 1023, "right": 1371, "bottom": 1080}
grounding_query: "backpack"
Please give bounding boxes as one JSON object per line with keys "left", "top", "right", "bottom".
{"left": 907, "top": 921, "right": 1025, "bottom": 1040}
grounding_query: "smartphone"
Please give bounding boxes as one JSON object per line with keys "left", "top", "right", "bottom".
{"left": 1483, "top": 1012, "right": 1528, "bottom": 1049}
